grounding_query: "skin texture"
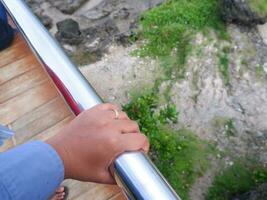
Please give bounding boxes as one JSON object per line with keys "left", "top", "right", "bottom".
{"left": 46, "top": 103, "right": 149, "bottom": 184}
{"left": 50, "top": 187, "right": 65, "bottom": 200}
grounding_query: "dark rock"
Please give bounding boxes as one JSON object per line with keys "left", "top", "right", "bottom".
{"left": 25, "top": 0, "right": 53, "bottom": 29}
{"left": 55, "top": 19, "right": 83, "bottom": 45}
{"left": 79, "top": 0, "right": 164, "bottom": 46}
{"left": 82, "top": 18, "right": 120, "bottom": 53}
{"left": 222, "top": 0, "right": 266, "bottom": 26}
{"left": 39, "top": 14, "right": 53, "bottom": 29}
{"left": 233, "top": 183, "right": 267, "bottom": 200}
{"left": 113, "top": 7, "right": 130, "bottom": 19}
{"left": 48, "top": 0, "right": 87, "bottom": 14}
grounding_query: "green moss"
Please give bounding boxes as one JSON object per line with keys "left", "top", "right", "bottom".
{"left": 249, "top": 0, "right": 267, "bottom": 17}
{"left": 70, "top": 50, "right": 98, "bottom": 66}
{"left": 214, "top": 117, "right": 235, "bottom": 136}
{"left": 255, "top": 64, "right": 266, "bottom": 79}
{"left": 137, "top": 0, "right": 226, "bottom": 79}
{"left": 123, "top": 92, "right": 215, "bottom": 200}
{"left": 191, "top": 70, "right": 200, "bottom": 103}
{"left": 206, "top": 162, "right": 267, "bottom": 200}
{"left": 218, "top": 53, "right": 230, "bottom": 86}
{"left": 139, "top": 0, "right": 225, "bottom": 57}
{"left": 214, "top": 117, "right": 237, "bottom": 137}
{"left": 224, "top": 119, "right": 236, "bottom": 137}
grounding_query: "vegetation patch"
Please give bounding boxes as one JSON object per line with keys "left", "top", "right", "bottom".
{"left": 249, "top": 0, "right": 267, "bottom": 17}
{"left": 206, "top": 161, "right": 267, "bottom": 200}
{"left": 137, "top": 0, "right": 227, "bottom": 79}
{"left": 123, "top": 91, "right": 215, "bottom": 200}
{"left": 218, "top": 46, "right": 231, "bottom": 86}
{"left": 213, "top": 117, "right": 237, "bottom": 137}
{"left": 255, "top": 64, "right": 266, "bottom": 79}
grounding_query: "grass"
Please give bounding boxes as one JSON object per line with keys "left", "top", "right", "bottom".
{"left": 249, "top": 0, "right": 267, "bottom": 17}
{"left": 214, "top": 117, "right": 237, "bottom": 137}
{"left": 218, "top": 52, "right": 230, "bottom": 86}
{"left": 206, "top": 161, "right": 267, "bottom": 200}
{"left": 125, "top": 1, "right": 267, "bottom": 199}
{"left": 123, "top": 91, "right": 215, "bottom": 200}
{"left": 224, "top": 119, "right": 236, "bottom": 137}
{"left": 137, "top": 0, "right": 227, "bottom": 79}
{"left": 255, "top": 64, "right": 266, "bottom": 79}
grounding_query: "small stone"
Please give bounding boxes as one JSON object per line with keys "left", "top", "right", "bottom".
{"left": 63, "top": 44, "right": 76, "bottom": 52}
{"left": 83, "top": 9, "right": 111, "bottom": 20}
{"left": 222, "top": 0, "right": 266, "bottom": 26}
{"left": 40, "top": 14, "right": 53, "bottom": 29}
{"left": 113, "top": 7, "right": 130, "bottom": 19}
{"left": 55, "top": 19, "right": 83, "bottom": 45}
{"left": 48, "top": 0, "right": 87, "bottom": 14}
{"left": 258, "top": 23, "right": 267, "bottom": 45}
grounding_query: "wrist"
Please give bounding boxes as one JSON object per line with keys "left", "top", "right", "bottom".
{"left": 46, "top": 135, "right": 72, "bottom": 179}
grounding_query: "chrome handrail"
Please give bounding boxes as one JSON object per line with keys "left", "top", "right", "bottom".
{"left": 1, "top": 1, "right": 181, "bottom": 199}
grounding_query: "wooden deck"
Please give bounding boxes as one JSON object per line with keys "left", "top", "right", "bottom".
{"left": 0, "top": 33, "right": 125, "bottom": 200}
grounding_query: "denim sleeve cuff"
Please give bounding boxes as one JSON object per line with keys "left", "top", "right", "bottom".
{"left": 0, "top": 141, "right": 64, "bottom": 200}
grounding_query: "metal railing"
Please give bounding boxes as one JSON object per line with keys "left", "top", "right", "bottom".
{"left": 1, "top": 1, "right": 181, "bottom": 199}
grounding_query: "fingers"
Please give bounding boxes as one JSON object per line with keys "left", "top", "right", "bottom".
{"left": 101, "top": 104, "right": 129, "bottom": 120}
{"left": 112, "top": 120, "right": 140, "bottom": 133}
{"left": 99, "top": 103, "right": 121, "bottom": 111}
{"left": 98, "top": 171, "right": 116, "bottom": 185}
{"left": 106, "top": 133, "right": 149, "bottom": 184}
{"left": 119, "top": 133, "right": 149, "bottom": 153}
{"left": 106, "top": 110, "right": 129, "bottom": 120}
{"left": 117, "top": 111, "right": 129, "bottom": 120}
{"left": 55, "top": 186, "right": 64, "bottom": 193}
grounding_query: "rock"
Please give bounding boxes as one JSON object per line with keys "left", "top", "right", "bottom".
{"left": 258, "top": 23, "right": 267, "bottom": 45}
{"left": 233, "top": 183, "right": 267, "bottom": 200}
{"left": 113, "top": 7, "right": 130, "bottom": 19}
{"left": 25, "top": 0, "right": 53, "bottom": 29}
{"left": 27, "top": 0, "right": 164, "bottom": 63}
{"left": 48, "top": 0, "right": 87, "bottom": 14}
{"left": 82, "top": 8, "right": 111, "bottom": 20}
{"left": 82, "top": 18, "right": 120, "bottom": 53}
{"left": 222, "top": 0, "right": 266, "bottom": 26}
{"left": 55, "top": 19, "right": 83, "bottom": 45}
{"left": 39, "top": 14, "right": 53, "bottom": 29}
{"left": 80, "top": 0, "right": 164, "bottom": 34}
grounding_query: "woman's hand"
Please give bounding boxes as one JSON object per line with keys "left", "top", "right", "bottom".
{"left": 46, "top": 103, "right": 149, "bottom": 184}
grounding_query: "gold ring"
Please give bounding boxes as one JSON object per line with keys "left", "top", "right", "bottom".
{"left": 112, "top": 109, "right": 119, "bottom": 119}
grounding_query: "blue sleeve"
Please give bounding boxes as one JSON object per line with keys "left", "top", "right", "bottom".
{"left": 0, "top": 2, "right": 7, "bottom": 22}
{"left": 0, "top": 141, "right": 64, "bottom": 200}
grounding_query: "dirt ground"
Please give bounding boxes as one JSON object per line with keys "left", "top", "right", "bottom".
{"left": 26, "top": 1, "right": 267, "bottom": 199}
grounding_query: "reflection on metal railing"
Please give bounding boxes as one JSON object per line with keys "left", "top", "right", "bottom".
{"left": 1, "top": 0, "right": 181, "bottom": 199}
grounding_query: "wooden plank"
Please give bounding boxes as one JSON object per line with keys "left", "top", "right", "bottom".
{"left": 0, "top": 31, "right": 122, "bottom": 200}
{"left": 62, "top": 180, "right": 98, "bottom": 200}
{"left": 10, "top": 97, "right": 71, "bottom": 144}
{"left": 32, "top": 115, "right": 74, "bottom": 142}
{"left": 0, "top": 67, "right": 48, "bottom": 103}
{"left": 72, "top": 185, "right": 120, "bottom": 200}
{"left": 9, "top": 34, "right": 24, "bottom": 46}
{"left": 0, "top": 55, "right": 38, "bottom": 84}
{"left": 0, "top": 39, "right": 31, "bottom": 68}
{"left": 108, "top": 193, "right": 126, "bottom": 200}
{"left": 0, "top": 80, "right": 58, "bottom": 125}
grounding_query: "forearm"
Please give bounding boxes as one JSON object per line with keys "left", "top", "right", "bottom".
{"left": 0, "top": 141, "right": 64, "bottom": 200}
